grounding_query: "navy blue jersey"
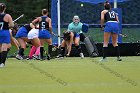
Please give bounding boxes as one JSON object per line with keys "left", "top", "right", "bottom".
{"left": 0, "top": 13, "right": 9, "bottom": 30}
{"left": 24, "top": 24, "right": 32, "bottom": 32}
{"left": 104, "top": 10, "right": 117, "bottom": 22}
{"left": 39, "top": 16, "right": 49, "bottom": 30}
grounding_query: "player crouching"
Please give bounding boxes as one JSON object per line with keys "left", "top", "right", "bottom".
{"left": 57, "top": 31, "right": 84, "bottom": 59}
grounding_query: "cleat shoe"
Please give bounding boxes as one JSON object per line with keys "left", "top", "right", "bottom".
{"left": 56, "top": 54, "right": 64, "bottom": 59}
{"left": 40, "top": 59, "right": 43, "bottom": 61}
{"left": 40, "top": 58, "right": 45, "bottom": 61}
{"left": 117, "top": 57, "right": 122, "bottom": 61}
{"left": 26, "top": 57, "right": 33, "bottom": 60}
{"left": 47, "top": 55, "right": 51, "bottom": 60}
{"left": 92, "top": 52, "right": 98, "bottom": 57}
{"left": 99, "top": 57, "right": 107, "bottom": 62}
{"left": 16, "top": 54, "right": 23, "bottom": 60}
{"left": 0, "top": 63, "right": 5, "bottom": 68}
{"left": 66, "top": 54, "right": 70, "bottom": 57}
{"left": 32, "top": 55, "right": 40, "bottom": 60}
{"left": 80, "top": 53, "right": 84, "bottom": 59}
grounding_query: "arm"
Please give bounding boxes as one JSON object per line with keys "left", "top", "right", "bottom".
{"left": 79, "top": 23, "right": 83, "bottom": 33}
{"left": 7, "top": 14, "right": 14, "bottom": 28}
{"left": 116, "top": 15, "right": 119, "bottom": 23}
{"left": 32, "top": 17, "right": 40, "bottom": 25}
{"left": 48, "top": 18, "right": 53, "bottom": 34}
{"left": 100, "top": 11, "right": 105, "bottom": 31}
{"left": 29, "top": 23, "right": 35, "bottom": 28}
{"left": 68, "top": 23, "right": 72, "bottom": 31}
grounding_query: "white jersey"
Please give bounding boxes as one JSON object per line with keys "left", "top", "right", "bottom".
{"left": 28, "top": 28, "right": 39, "bottom": 39}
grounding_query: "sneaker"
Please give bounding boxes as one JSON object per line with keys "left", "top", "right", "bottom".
{"left": 16, "top": 54, "right": 23, "bottom": 60}
{"left": 66, "top": 54, "right": 70, "bottom": 57}
{"left": 99, "top": 58, "right": 107, "bottom": 62}
{"left": 80, "top": 53, "right": 84, "bottom": 59}
{"left": 26, "top": 57, "right": 33, "bottom": 60}
{"left": 56, "top": 54, "right": 64, "bottom": 59}
{"left": 92, "top": 52, "right": 98, "bottom": 57}
{"left": 40, "top": 58, "right": 46, "bottom": 61}
{"left": 32, "top": 55, "right": 40, "bottom": 60}
{"left": 117, "top": 57, "right": 122, "bottom": 61}
{"left": 0, "top": 63, "right": 5, "bottom": 68}
{"left": 47, "top": 54, "right": 51, "bottom": 60}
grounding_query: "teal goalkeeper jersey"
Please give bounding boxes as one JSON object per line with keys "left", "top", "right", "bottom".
{"left": 68, "top": 22, "right": 83, "bottom": 34}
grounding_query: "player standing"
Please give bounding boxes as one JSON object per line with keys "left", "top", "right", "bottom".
{"left": 0, "top": 3, "right": 14, "bottom": 67}
{"left": 100, "top": 1, "right": 122, "bottom": 61}
{"left": 32, "top": 9, "right": 53, "bottom": 60}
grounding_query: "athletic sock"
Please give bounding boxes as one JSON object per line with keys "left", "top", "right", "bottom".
{"left": 18, "top": 48, "right": 24, "bottom": 56}
{"left": 114, "top": 46, "right": 121, "bottom": 58}
{"left": 1, "top": 51, "right": 8, "bottom": 64}
{"left": 60, "top": 47, "right": 65, "bottom": 57}
{"left": 40, "top": 47, "right": 44, "bottom": 59}
{"left": 75, "top": 45, "right": 82, "bottom": 54}
{"left": 35, "top": 47, "right": 40, "bottom": 56}
{"left": 48, "top": 45, "right": 52, "bottom": 57}
{"left": 29, "top": 46, "right": 37, "bottom": 58}
{"left": 103, "top": 47, "right": 108, "bottom": 59}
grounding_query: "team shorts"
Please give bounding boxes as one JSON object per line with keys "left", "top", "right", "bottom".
{"left": 104, "top": 21, "right": 120, "bottom": 34}
{"left": 73, "top": 32, "right": 80, "bottom": 38}
{"left": 38, "top": 29, "right": 51, "bottom": 39}
{"left": 0, "top": 30, "right": 10, "bottom": 43}
{"left": 15, "top": 26, "right": 28, "bottom": 38}
{"left": 28, "top": 28, "right": 39, "bottom": 39}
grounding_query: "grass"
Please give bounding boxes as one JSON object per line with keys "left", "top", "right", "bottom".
{"left": 0, "top": 57, "right": 140, "bottom": 93}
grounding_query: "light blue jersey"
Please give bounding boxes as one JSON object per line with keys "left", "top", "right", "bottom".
{"left": 68, "top": 22, "right": 83, "bottom": 34}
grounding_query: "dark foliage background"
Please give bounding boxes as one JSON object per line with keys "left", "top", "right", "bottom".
{"left": 1, "top": 0, "right": 50, "bottom": 24}
{"left": 1, "top": 0, "right": 140, "bottom": 24}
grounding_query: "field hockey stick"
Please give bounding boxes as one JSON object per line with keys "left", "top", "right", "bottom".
{"left": 53, "top": 33, "right": 60, "bottom": 37}
{"left": 101, "top": 28, "right": 127, "bottom": 38}
{"left": 119, "top": 34, "right": 128, "bottom": 38}
{"left": 13, "top": 14, "right": 24, "bottom": 23}
{"left": 7, "top": 51, "right": 18, "bottom": 58}
{"left": 53, "top": 33, "right": 63, "bottom": 38}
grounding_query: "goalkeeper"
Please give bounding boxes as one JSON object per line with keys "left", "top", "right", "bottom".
{"left": 67, "top": 15, "right": 84, "bottom": 58}
{"left": 68, "top": 15, "right": 98, "bottom": 57}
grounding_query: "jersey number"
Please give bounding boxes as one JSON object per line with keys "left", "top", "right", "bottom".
{"left": 41, "top": 22, "right": 46, "bottom": 29}
{"left": 0, "top": 22, "right": 4, "bottom": 30}
{"left": 109, "top": 11, "right": 116, "bottom": 18}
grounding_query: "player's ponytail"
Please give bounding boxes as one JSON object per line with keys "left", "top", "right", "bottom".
{"left": 104, "top": 1, "right": 111, "bottom": 10}
{"left": 0, "top": 3, "right": 6, "bottom": 13}
{"left": 42, "top": 8, "right": 48, "bottom": 15}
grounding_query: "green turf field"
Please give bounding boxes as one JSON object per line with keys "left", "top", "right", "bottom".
{"left": 0, "top": 57, "right": 140, "bottom": 93}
